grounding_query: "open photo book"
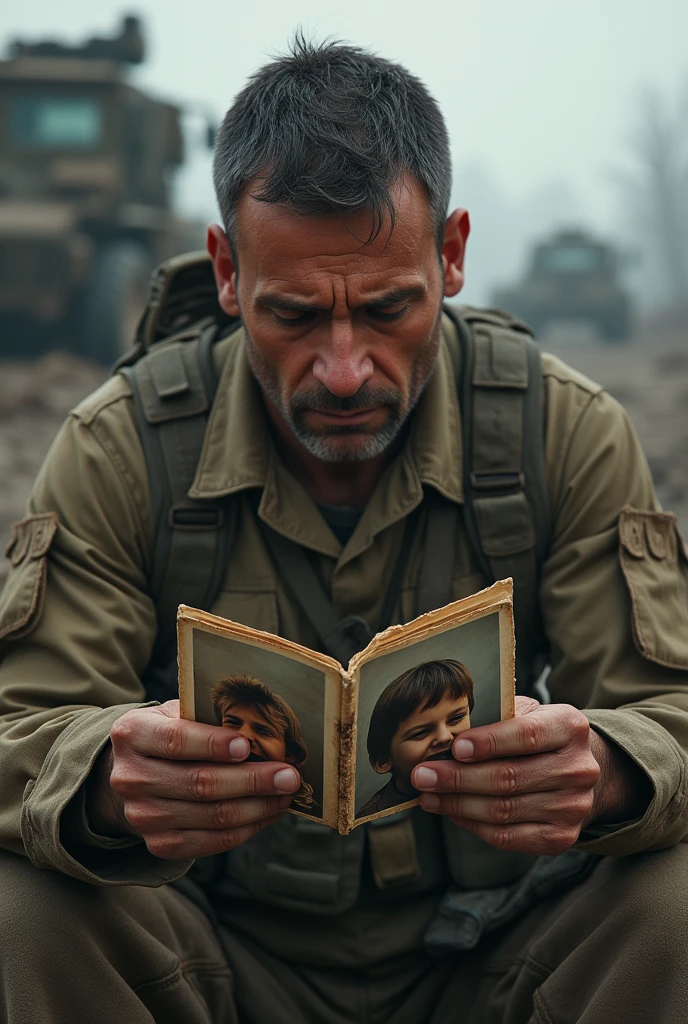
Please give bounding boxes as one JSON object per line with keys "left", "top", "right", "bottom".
{"left": 177, "top": 578, "right": 515, "bottom": 835}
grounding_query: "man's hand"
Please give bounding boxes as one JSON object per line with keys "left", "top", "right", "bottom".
{"left": 412, "top": 696, "right": 650, "bottom": 855}
{"left": 86, "top": 700, "right": 300, "bottom": 860}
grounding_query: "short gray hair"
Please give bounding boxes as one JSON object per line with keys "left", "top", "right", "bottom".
{"left": 212, "top": 34, "right": 452, "bottom": 252}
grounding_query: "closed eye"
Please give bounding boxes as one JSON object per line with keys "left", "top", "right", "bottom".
{"left": 271, "top": 310, "right": 316, "bottom": 328}
{"left": 367, "top": 305, "right": 410, "bottom": 323}
{"left": 403, "top": 726, "right": 431, "bottom": 742}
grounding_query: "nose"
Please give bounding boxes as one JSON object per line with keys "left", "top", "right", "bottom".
{"left": 238, "top": 725, "right": 257, "bottom": 748}
{"left": 433, "top": 723, "right": 454, "bottom": 746}
{"left": 311, "top": 317, "right": 374, "bottom": 397}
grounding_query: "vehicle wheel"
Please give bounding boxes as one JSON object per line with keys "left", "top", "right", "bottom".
{"left": 79, "top": 241, "right": 151, "bottom": 365}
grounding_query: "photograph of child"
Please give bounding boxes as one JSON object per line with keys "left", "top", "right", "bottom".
{"left": 211, "top": 674, "right": 315, "bottom": 812}
{"left": 356, "top": 659, "right": 475, "bottom": 818}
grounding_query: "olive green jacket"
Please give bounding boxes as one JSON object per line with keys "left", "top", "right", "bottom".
{"left": 1, "top": 315, "right": 688, "bottom": 892}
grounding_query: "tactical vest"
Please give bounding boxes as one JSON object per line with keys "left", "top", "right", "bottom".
{"left": 116, "top": 251, "right": 552, "bottom": 912}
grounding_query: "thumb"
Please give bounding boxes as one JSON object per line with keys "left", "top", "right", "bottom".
{"left": 514, "top": 695, "right": 541, "bottom": 716}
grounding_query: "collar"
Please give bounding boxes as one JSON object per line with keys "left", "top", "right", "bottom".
{"left": 188, "top": 313, "right": 463, "bottom": 562}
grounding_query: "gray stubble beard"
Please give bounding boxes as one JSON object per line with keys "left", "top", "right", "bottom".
{"left": 243, "top": 310, "right": 443, "bottom": 463}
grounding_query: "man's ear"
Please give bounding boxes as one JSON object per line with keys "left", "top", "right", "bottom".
{"left": 207, "top": 224, "right": 240, "bottom": 317}
{"left": 373, "top": 758, "right": 392, "bottom": 775}
{"left": 442, "top": 208, "right": 470, "bottom": 298}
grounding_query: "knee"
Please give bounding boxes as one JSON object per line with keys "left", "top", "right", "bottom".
{"left": 0, "top": 851, "right": 109, "bottom": 959}
{"left": 600, "top": 844, "right": 688, "bottom": 956}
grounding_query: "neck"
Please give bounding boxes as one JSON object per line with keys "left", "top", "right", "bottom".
{"left": 264, "top": 398, "right": 403, "bottom": 507}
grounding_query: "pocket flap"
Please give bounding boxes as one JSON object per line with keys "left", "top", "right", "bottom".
{"left": 0, "top": 513, "right": 58, "bottom": 642}
{"left": 618, "top": 507, "right": 688, "bottom": 669}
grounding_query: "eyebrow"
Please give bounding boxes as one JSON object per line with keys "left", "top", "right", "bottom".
{"left": 256, "top": 285, "right": 424, "bottom": 314}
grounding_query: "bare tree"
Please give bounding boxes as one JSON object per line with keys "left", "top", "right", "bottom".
{"left": 620, "top": 84, "right": 688, "bottom": 311}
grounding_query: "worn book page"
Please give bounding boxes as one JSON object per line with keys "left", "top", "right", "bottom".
{"left": 177, "top": 607, "right": 343, "bottom": 828}
{"left": 342, "top": 579, "right": 515, "bottom": 833}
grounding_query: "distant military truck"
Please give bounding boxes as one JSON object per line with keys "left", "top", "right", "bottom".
{"left": 0, "top": 16, "right": 211, "bottom": 363}
{"left": 491, "top": 229, "right": 633, "bottom": 342}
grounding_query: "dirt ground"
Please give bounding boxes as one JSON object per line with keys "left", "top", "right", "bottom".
{"left": 0, "top": 329, "right": 686, "bottom": 586}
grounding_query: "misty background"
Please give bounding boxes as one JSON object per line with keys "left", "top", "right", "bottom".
{"left": 1, "top": 0, "right": 687, "bottom": 567}
{"left": 2, "top": 0, "right": 685, "bottom": 308}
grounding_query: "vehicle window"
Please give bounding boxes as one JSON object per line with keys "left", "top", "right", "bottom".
{"left": 535, "top": 245, "right": 604, "bottom": 273}
{"left": 10, "top": 96, "right": 102, "bottom": 149}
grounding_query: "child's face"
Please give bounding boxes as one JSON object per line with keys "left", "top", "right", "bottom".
{"left": 377, "top": 693, "right": 472, "bottom": 794}
{"left": 219, "top": 702, "right": 288, "bottom": 763}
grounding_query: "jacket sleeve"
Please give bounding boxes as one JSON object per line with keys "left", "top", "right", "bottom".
{"left": 540, "top": 360, "right": 688, "bottom": 855}
{"left": 0, "top": 380, "right": 192, "bottom": 885}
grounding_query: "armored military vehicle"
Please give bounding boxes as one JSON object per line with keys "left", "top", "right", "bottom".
{"left": 0, "top": 16, "right": 211, "bottom": 363}
{"left": 491, "top": 229, "right": 632, "bottom": 342}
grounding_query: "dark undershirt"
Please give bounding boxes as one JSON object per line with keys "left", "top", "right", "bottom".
{"left": 316, "top": 501, "right": 364, "bottom": 546}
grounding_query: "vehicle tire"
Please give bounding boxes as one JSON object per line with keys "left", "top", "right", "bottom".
{"left": 79, "top": 241, "right": 151, "bottom": 365}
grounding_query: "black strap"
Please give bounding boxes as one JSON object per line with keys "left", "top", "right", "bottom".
{"left": 255, "top": 503, "right": 423, "bottom": 666}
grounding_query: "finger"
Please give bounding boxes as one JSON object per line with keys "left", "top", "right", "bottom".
{"left": 113, "top": 758, "right": 302, "bottom": 802}
{"left": 111, "top": 711, "right": 251, "bottom": 764}
{"left": 448, "top": 704, "right": 590, "bottom": 763}
{"left": 143, "top": 815, "right": 283, "bottom": 861}
{"left": 419, "top": 788, "right": 594, "bottom": 826}
{"left": 411, "top": 750, "right": 598, "bottom": 797}
{"left": 124, "top": 794, "right": 294, "bottom": 834}
{"left": 446, "top": 816, "right": 581, "bottom": 857}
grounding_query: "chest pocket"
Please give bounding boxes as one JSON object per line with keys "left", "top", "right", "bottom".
{"left": 221, "top": 813, "right": 366, "bottom": 916}
{"left": 619, "top": 507, "right": 688, "bottom": 670}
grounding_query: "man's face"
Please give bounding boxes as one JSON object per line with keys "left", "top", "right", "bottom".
{"left": 210, "top": 179, "right": 468, "bottom": 462}
{"left": 378, "top": 694, "right": 472, "bottom": 795}
{"left": 219, "top": 702, "right": 288, "bottom": 763}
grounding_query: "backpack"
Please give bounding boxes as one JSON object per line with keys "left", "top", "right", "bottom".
{"left": 117, "top": 252, "right": 551, "bottom": 700}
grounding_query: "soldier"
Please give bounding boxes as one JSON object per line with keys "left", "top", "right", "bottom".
{"left": 1, "top": 37, "right": 688, "bottom": 1024}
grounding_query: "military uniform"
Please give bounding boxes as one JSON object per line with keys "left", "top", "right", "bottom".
{"left": 1, "top": 313, "right": 688, "bottom": 1023}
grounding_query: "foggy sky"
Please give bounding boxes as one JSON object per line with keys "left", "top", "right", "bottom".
{"left": 2, "top": 1, "right": 685, "bottom": 303}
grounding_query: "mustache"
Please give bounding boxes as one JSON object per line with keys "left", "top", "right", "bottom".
{"left": 289, "top": 383, "right": 402, "bottom": 415}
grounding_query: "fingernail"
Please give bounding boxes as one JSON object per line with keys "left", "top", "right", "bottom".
{"left": 421, "top": 793, "right": 441, "bottom": 810}
{"left": 229, "top": 737, "right": 249, "bottom": 759}
{"left": 453, "top": 739, "right": 474, "bottom": 759}
{"left": 274, "top": 768, "right": 299, "bottom": 792}
{"left": 414, "top": 767, "right": 438, "bottom": 789}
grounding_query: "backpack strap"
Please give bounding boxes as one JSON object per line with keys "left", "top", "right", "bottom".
{"left": 120, "top": 322, "right": 238, "bottom": 702}
{"left": 445, "top": 306, "right": 552, "bottom": 692}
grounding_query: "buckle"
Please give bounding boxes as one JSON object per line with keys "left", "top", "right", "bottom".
{"left": 168, "top": 504, "right": 223, "bottom": 530}
{"left": 470, "top": 470, "right": 525, "bottom": 492}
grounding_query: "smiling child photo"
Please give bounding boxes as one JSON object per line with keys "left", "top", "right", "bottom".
{"left": 210, "top": 673, "right": 315, "bottom": 812}
{"left": 356, "top": 659, "right": 475, "bottom": 818}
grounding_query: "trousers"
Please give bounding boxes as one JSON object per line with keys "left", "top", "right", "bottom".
{"left": 1, "top": 843, "right": 687, "bottom": 1024}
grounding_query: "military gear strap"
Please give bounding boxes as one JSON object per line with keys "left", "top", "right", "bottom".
{"left": 447, "top": 307, "right": 551, "bottom": 689}
{"left": 121, "top": 323, "right": 237, "bottom": 701}
{"left": 367, "top": 812, "right": 422, "bottom": 889}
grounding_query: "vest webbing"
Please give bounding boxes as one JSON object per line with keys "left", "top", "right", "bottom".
{"left": 118, "top": 254, "right": 551, "bottom": 697}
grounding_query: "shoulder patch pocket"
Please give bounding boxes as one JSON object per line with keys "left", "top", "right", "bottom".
{"left": 619, "top": 506, "right": 688, "bottom": 669}
{"left": 0, "top": 513, "right": 58, "bottom": 642}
